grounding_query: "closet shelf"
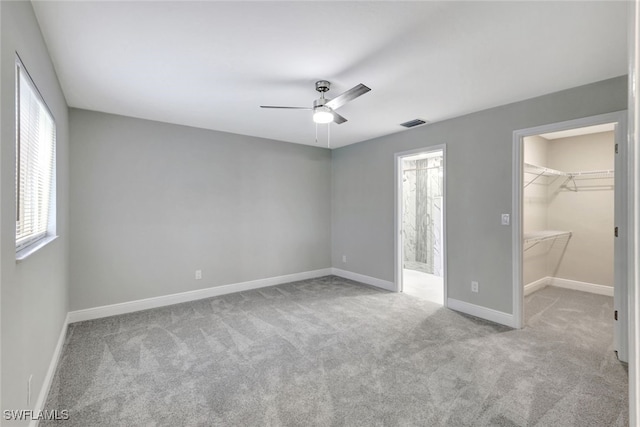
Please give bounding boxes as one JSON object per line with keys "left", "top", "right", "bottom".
{"left": 524, "top": 163, "right": 569, "bottom": 178}
{"left": 524, "top": 162, "right": 614, "bottom": 188}
{"left": 524, "top": 230, "right": 572, "bottom": 244}
{"left": 567, "top": 170, "right": 614, "bottom": 179}
{"left": 523, "top": 230, "right": 572, "bottom": 251}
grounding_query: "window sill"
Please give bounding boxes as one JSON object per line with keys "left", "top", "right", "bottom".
{"left": 16, "top": 235, "right": 58, "bottom": 263}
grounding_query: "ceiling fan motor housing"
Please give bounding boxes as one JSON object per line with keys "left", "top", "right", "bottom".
{"left": 315, "top": 80, "right": 331, "bottom": 93}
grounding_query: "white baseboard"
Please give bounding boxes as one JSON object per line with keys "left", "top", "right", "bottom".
{"left": 524, "top": 277, "right": 552, "bottom": 296}
{"left": 447, "top": 298, "right": 515, "bottom": 328}
{"left": 68, "top": 268, "right": 332, "bottom": 323}
{"left": 331, "top": 268, "right": 396, "bottom": 292}
{"left": 524, "top": 276, "right": 614, "bottom": 297}
{"left": 31, "top": 313, "right": 69, "bottom": 427}
{"left": 550, "top": 277, "right": 614, "bottom": 296}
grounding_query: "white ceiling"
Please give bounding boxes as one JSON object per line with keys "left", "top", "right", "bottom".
{"left": 31, "top": 1, "right": 628, "bottom": 149}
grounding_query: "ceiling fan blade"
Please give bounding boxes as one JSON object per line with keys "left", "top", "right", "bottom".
{"left": 332, "top": 112, "right": 348, "bottom": 124}
{"left": 260, "top": 105, "right": 312, "bottom": 110}
{"left": 325, "top": 84, "right": 371, "bottom": 110}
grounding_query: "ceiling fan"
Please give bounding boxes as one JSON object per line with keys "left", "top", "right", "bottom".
{"left": 260, "top": 80, "right": 371, "bottom": 124}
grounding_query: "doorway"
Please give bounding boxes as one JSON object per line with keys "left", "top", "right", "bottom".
{"left": 513, "top": 111, "right": 627, "bottom": 362}
{"left": 395, "top": 146, "right": 446, "bottom": 305}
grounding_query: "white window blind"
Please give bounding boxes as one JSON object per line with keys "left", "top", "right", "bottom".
{"left": 16, "top": 60, "right": 56, "bottom": 252}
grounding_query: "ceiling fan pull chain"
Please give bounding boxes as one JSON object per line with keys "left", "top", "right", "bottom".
{"left": 328, "top": 122, "right": 331, "bottom": 149}
{"left": 315, "top": 122, "right": 318, "bottom": 145}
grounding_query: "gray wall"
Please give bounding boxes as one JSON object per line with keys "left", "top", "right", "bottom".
{"left": 1, "top": 0, "right": 70, "bottom": 419}
{"left": 69, "top": 109, "right": 331, "bottom": 311}
{"left": 331, "top": 76, "right": 627, "bottom": 314}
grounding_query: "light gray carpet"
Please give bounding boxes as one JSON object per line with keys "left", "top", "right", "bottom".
{"left": 43, "top": 276, "right": 628, "bottom": 426}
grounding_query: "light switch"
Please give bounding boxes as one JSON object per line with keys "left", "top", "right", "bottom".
{"left": 501, "top": 214, "right": 510, "bottom": 225}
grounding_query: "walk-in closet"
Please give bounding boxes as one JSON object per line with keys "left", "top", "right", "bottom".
{"left": 522, "top": 124, "right": 615, "bottom": 302}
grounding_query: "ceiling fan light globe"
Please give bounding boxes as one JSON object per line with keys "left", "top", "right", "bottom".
{"left": 313, "top": 108, "right": 334, "bottom": 124}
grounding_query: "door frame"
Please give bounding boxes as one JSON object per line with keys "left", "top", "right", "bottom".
{"left": 394, "top": 144, "right": 447, "bottom": 306}
{"left": 512, "top": 110, "right": 628, "bottom": 360}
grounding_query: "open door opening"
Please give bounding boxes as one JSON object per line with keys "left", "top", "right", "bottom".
{"left": 513, "top": 112, "right": 627, "bottom": 362}
{"left": 395, "top": 147, "right": 446, "bottom": 305}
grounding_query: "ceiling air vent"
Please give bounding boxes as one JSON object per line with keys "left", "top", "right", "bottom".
{"left": 400, "top": 119, "right": 427, "bottom": 128}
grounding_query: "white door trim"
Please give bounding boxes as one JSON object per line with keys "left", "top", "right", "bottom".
{"left": 628, "top": 2, "right": 639, "bottom": 423}
{"left": 394, "top": 144, "right": 447, "bottom": 307}
{"left": 512, "top": 111, "right": 628, "bottom": 359}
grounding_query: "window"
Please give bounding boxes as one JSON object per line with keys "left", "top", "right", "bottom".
{"left": 15, "top": 58, "right": 56, "bottom": 256}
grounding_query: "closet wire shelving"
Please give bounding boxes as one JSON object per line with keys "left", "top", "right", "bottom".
{"left": 524, "top": 162, "right": 614, "bottom": 189}
{"left": 522, "top": 162, "right": 607, "bottom": 250}
{"left": 523, "top": 230, "right": 572, "bottom": 251}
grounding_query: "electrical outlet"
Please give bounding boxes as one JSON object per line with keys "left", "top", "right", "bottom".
{"left": 342, "top": 255, "right": 347, "bottom": 263}
{"left": 195, "top": 270, "right": 202, "bottom": 280}
{"left": 501, "top": 214, "right": 510, "bottom": 225}
{"left": 471, "top": 281, "right": 479, "bottom": 293}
